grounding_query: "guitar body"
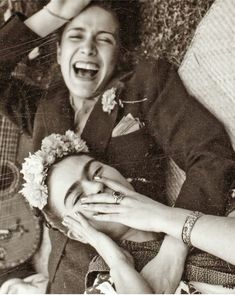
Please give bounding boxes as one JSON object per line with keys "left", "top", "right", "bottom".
{"left": 0, "top": 116, "right": 41, "bottom": 269}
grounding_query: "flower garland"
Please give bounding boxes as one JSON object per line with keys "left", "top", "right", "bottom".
{"left": 20, "top": 130, "right": 88, "bottom": 210}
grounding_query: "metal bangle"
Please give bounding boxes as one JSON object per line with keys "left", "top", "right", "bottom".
{"left": 43, "top": 5, "right": 70, "bottom": 22}
{"left": 181, "top": 211, "right": 204, "bottom": 247}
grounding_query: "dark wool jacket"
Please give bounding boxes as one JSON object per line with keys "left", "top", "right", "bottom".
{"left": 1, "top": 14, "right": 235, "bottom": 293}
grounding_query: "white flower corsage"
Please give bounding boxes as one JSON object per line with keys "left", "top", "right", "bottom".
{"left": 101, "top": 87, "right": 117, "bottom": 114}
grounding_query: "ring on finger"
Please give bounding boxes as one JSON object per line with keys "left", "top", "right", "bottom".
{"left": 112, "top": 191, "right": 125, "bottom": 204}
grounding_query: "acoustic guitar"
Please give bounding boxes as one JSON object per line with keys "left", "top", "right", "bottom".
{"left": 0, "top": 116, "right": 41, "bottom": 269}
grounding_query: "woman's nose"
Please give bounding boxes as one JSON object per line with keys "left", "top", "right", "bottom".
{"left": 79, "top": 39, "right": 97, "bottom": 56}
{"left": 82, "top": 180, "right": 104, "bottom": 196}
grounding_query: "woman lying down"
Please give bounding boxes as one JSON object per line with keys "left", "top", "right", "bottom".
{"left": 17, "top": 131, "right": 235, "bottom": 294}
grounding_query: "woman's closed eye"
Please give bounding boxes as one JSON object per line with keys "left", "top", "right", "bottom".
{"left": 97, "top": 37, "right": 113, "bottom": 44}
{"left": 96, "top": 33, "right": 115, "bottom": 45}
{"left": 68, "top": 34, "right": 83, "bottom": 41}
{"left": 73, "top": 192, "right": 83, "bottom": 206}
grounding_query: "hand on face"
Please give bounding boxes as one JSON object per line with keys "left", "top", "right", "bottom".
{"left": 77, "top": 176, "right": 168, "bottom": 233}
{"left": 62, "top": 213, "right": 134, "bottom": 268}
{"left": 62, "top": 212, "right": 101, "bottom": 246}
{"left": 47, "top": 0, "right": 92, "bottom": 20}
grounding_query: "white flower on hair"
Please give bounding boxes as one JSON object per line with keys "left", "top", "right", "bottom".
{"left": 101, "top": 87, "right": 117, "bottom": 114}
{"left": 42, "top": 134, "right": 62, "bottom": 150}
{"left": 44, "top": 154, "right": 56, "bottom": 165}
{"left": 20, "top": 131, "right": 89, "bottom": 210}
{"left": 21, "top": 154, "right": 44, "bottom": 183}
{"left": 20, "top": 183, "right": 48, "bottom": 210}
{"left": 65, "top": 130, "right": 78, "bottom": 141}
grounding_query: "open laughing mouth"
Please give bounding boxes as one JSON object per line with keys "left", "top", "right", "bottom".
{"left": 73, "top": 61, "right": 99, "bottom": 79}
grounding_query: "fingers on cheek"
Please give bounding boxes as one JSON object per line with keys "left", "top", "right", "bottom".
{"left": 93, "top": 214, "right": 114, "bottom": 222}
{"left": 86, "top": 204, "right": 118, "bottom": 213}
{"left": 81, "top": 194, "right": 110, "bottom": 204}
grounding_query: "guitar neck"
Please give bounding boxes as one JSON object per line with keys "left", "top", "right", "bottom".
{"left": 0, "top": 116, "right": 19, "bottom": 162}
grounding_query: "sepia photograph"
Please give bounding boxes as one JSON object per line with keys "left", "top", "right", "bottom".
{"left": 0, "top": 0, "right": 235, "bottom": 293}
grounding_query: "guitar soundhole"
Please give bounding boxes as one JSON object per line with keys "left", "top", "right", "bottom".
{"left": 0, "top": 161, "right": 20, "bottom": 199}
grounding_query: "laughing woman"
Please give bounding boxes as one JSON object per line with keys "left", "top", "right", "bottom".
{"left": 1, "top": 0, "right": 235, "bottom": 293}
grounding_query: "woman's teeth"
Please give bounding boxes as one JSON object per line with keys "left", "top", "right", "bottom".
{"left": 73, "top": 62, "right": 99, "bottom": 78}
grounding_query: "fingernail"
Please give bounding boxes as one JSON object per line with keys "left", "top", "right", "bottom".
{"left": 62, "top": 220, "right": 68, "bottom": 226}
{"left": 63, "top": 217, "right": 70, "bottom": 223}
{"left": 94, "top": 176, "right": 102, "bottom": 181}
{"left": 92, "top": 213, "right": 99, "bottom": 218}
{"left": 81, "top": 204, "right": 88, "bottom": 208}
{"left": 80, "top": 197, "right": 87, "bottom": 203}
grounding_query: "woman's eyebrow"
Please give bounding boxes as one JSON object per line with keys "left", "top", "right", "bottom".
{"left": 96, "top": 31, "right": 117, "bottom": 38}
{"left": 64, "top": 159, "right": 97, "bottom": 205}
{"left": 67, "top": 27, "right": 85, "bottom": 33}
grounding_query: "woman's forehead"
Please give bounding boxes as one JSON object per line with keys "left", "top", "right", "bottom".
{"left": 64, "top": 5, "right": 119, "bottom": 34}
{"left": 48, "top": 155, "right": 94, "bottom": 196}
{"left": 57, "top": 154, "right": 94, "bottom": 171}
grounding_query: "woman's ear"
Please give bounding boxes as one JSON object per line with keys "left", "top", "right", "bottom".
{"left": 57, "top": 42, "right": 61, "bottom": 65}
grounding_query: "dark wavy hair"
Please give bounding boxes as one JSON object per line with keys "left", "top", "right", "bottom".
{"left": 90, "top": 0, "right": 140, "bottom": 53}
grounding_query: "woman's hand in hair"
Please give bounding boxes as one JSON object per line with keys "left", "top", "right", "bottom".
{"left": 25, "top": 0, "right": 92, "bottom": 37}
{"left": 47, "top": 0, "right": 92, "bottom": 20}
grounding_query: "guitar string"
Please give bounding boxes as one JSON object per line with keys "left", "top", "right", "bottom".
{"left": 1, "top": 121, "right": 13, "bottom": 194}
{"left": 0, "top": 36, "right": 57, "bottom": 60}
{"left": 0, "top": 117, "right": 21, "bottom": 229}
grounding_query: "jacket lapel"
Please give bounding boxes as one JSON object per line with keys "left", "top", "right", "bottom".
{"left": 81, "top": 93, "right": 119, "bottom": 157}
{"left": 81, "top": 79, "right": 126, "bottom": 157}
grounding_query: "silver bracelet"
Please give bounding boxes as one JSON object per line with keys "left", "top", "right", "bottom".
{"left": 43, "top": 5, "right": 70, "bottom": 22}
{"left": 181, "top": 211, "right": 203, "bottom": 247}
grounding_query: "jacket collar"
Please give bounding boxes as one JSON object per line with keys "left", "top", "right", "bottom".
{"left": 81, "top": 69, "right": 133, "bottom": 154}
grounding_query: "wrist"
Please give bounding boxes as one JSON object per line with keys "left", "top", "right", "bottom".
{"left": 43, "top": 5, "right": 70, "bottom": 22}
{"left": 161, "top": 207, "right": 190, "bottom": 238}
{"left": 152, "top": 205, "right": 172, "bottom": 233}
{"left": 46, "top": 3, "right": 73, "bottom": 21}
{"left": 181, "top": 211, "right": 204, "bottom": 247}
{"left": 46, "top": 1, "right": 89, "bottom": 21}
